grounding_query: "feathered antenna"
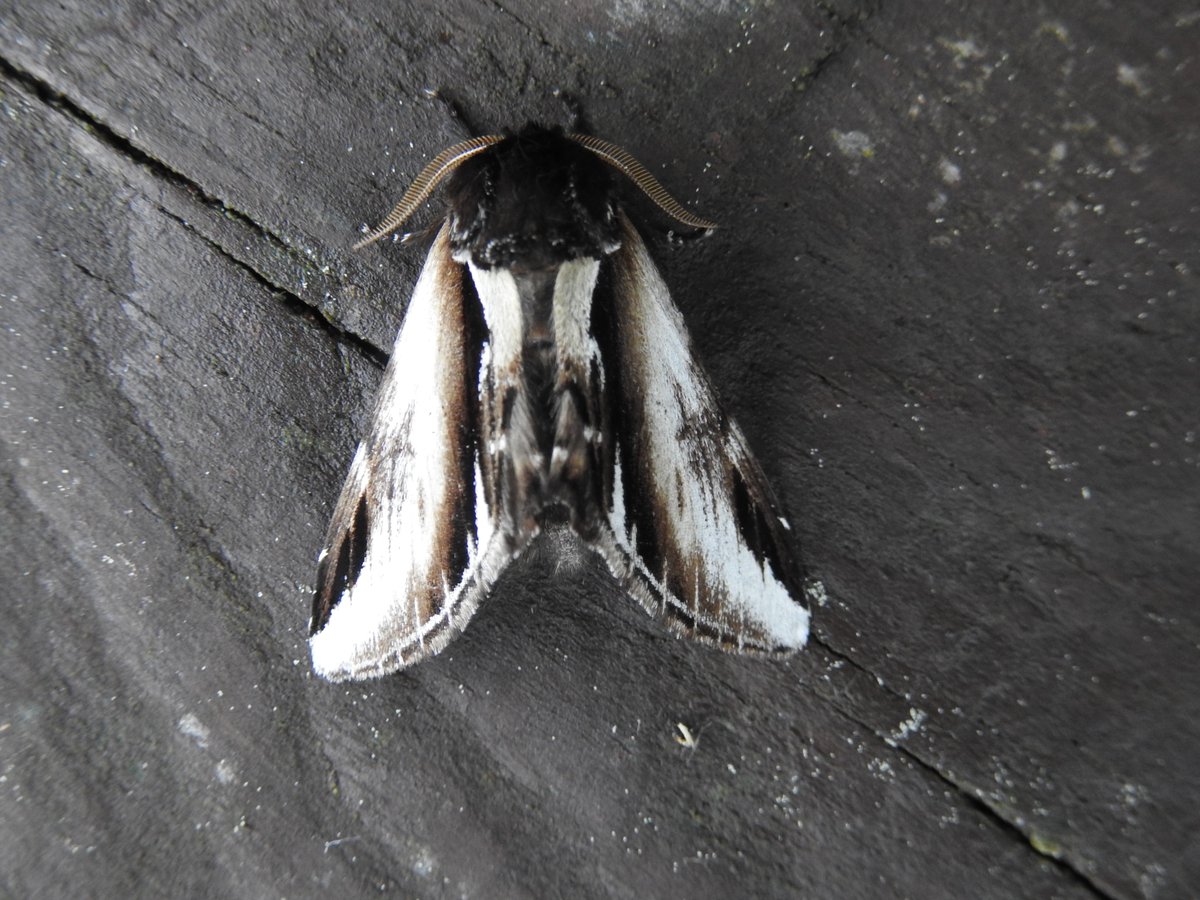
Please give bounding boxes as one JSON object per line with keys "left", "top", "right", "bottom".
{"left": 353, "top": 135, "right": 504, "bottom": 249}
{"left": 567, "top": 133, "right": 718, "bottom": 232}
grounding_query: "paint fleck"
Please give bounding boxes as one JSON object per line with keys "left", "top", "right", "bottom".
{"left": 1117, "top": 63, "right": 1149, "bottom": 96}
{"left": 1044, "top": 448, "right": 1077, "bottom": 471}
{"left": 412, "top": 846, "right": 437, "bottom": 878}
{"left": 1030, "top": 832, "right": 1063, "bottom": 858}
{"left": 938, "top": 158, "right": 962, "bottom": 185}
{"left": 831, "top": 130, "right": 875, "bottom": 160}
{"left": 1139, "top": 861, "right": 1168, "bottom": 895}
{"left": 885, "top": 708, "right": 927, "bottom": 746}
{"left": 1037, "top": 21, "right": 1070, "bottom": 44}
{"left": 868, "top": 757, "right": 895, "bottom": 781}
{"left": 1120, "top": 782, "right": 1148, "bottom": 808}
{"left": 215, "top": 759, "right": 236, "bottom": 784}
{"left": 178, "top": 713, "right": 210, "bottom": 749}
{"left": 940, "top": 37, "right": 984, "bottom": 61}
{"left": 804, "top": 579, "right": 829, "bottom": 608}
{"left": 675, "top": 722, "right": 699, "bottom": 750}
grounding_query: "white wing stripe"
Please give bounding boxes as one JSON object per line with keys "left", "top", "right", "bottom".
{"left": 311, "top": 226, "right": 503, "bottom": 680}
{"left": 468, "top": 264, "right": 523, "bottom": 374}
{"left": 553, "top": 258, "right": 601, "bottom": 369}
{"left": 610, "top": 224, "right": 810, "bottom": 648}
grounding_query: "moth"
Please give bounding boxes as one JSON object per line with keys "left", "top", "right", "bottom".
{"left": 310, "top": 124, "right": 809, "bottom": 681}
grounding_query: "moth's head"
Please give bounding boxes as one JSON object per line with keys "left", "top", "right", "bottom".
{"left": 442, "top": 124, "right": 619, "bottom": 270}
{"left": 354, "top": 125, "right": 716, "bottom": 262}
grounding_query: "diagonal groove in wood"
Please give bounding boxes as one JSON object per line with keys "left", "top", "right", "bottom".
{"left": 811, "top": 634, "right": 1115, "bottom": 899}
{"left": 0, "top": 54, "right": 384, "bottom": 365}
{"left": 155, "top": 206, "right": 388, "bottom": 368}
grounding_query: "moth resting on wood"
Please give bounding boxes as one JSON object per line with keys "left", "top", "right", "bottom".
{"left": 310, "top": 124, "right": 809, "bottom": 681}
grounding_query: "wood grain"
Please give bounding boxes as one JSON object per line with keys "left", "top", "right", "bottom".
{"left": 2, "top": 1, "right": 1196, "bottom": 896}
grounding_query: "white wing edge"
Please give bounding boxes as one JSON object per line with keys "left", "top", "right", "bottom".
{"left": 595, "top": 216, "right": 810, "bottom": 651}
{"left": 310, "top": 225, "right": 511, "bottom": 681}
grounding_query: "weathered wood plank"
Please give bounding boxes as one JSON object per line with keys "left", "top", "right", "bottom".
{"left": 1, "top": 1, "right": 1196, "bottom": 897}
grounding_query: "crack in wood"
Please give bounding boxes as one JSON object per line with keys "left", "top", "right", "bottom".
{"left": 0, "top": 53, "right": 382, "bottom": 365}
{"left": 155, "top": 206, "right": 388, "bottom": 369}
{"left": 810, "top": 634, "right": 1114, "bottom": 898}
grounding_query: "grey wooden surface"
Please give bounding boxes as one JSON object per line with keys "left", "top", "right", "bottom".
{"left": 2, "top": 1, "right": 1197, "bottom": 897}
